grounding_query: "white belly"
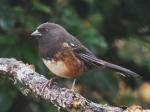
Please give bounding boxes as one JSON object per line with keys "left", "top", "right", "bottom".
{"left": 42, "top": 59, "right": 70, "bottom": 78}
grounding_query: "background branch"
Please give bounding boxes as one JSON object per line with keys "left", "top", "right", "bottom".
{"left": 0, "top": 58, "right": 148, "bottom": 112}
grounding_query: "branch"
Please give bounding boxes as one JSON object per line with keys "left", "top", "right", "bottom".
{"left": 0, "top": 58, "right": 148, "bottom": 112}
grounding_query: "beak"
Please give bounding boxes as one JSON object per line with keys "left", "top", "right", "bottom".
{"left": 30, "top": 30, "right": 42, "bottom": 37}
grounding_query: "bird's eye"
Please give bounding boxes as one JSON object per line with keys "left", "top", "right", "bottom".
{"left": 38, "top": 28, "right": 49, "bottom": 33}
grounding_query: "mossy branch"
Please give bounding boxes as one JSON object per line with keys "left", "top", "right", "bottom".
{"left": 0, "top": 58, "right": 148, "bottom": 112}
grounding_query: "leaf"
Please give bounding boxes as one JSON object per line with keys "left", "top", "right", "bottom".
{"left": 0, "top": 81, "right": 16, "bottom": 112}
{"left": 0, "top": 5, "right": 16, "bottom": 31}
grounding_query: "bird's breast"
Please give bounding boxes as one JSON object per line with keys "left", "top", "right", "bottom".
{"left": 42, "top": 43, "right": 87, "bottom": 78}
{"left": 42, "top": 59, "right": 71, "bottom": 78}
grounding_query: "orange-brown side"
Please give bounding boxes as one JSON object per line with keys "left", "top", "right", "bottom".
{"left": 53, "top": 43, "right": 87, "bottom": 78}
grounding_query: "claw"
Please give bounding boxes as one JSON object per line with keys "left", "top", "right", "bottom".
{"left": 71, "top": 79, "right": 76, "bottom": 91}
{"left": 40, "top": 77, "right": 58, "bottom": 93}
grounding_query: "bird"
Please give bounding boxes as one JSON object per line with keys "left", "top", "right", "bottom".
{"left": 30, "top": 22, "right": 140, "bottom": 90}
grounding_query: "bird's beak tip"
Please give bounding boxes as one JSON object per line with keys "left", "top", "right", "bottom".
{"left": 30, "top": 30, "right": 42, "bottom": 37}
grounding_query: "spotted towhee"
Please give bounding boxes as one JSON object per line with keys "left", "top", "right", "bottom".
{"left": 30, "top": 22, "right": 140, "bottom": 83}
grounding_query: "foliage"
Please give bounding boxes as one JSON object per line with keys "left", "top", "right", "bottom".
{"left": 0, "top": 0, "right": 150, "bottom": 112}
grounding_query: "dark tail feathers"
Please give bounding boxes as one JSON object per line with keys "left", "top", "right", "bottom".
{"left": 78, "top": 53, "right": 140, "bottom": 78}
{"left": 103, "top": 61, "right": 140, "bottom": 77}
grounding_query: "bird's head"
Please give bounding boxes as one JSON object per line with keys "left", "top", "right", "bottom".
{"left": 30, "top": 22, "right": 65, "bottom": 40}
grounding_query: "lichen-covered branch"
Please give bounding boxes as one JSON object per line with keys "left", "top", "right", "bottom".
{"left": 0, "top": 58, "right": 148, "bottom": 112}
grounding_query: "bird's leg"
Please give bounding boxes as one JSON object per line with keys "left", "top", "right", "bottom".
{"left": 40, "top": 77, "right": 58, "bottom": 93}
{"left": 71, "top": 79, "right": 76, "bottom": 91}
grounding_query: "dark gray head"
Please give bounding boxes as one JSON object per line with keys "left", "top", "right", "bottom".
{"left": 30, "top": 22, "right": 70, "bottom": 58}
{"left": 30, "top": 22, "right": 66, "bottom": 40}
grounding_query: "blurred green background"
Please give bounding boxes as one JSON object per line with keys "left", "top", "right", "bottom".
{"left": 0, "top": 0, "right": 150, "bottom": 112}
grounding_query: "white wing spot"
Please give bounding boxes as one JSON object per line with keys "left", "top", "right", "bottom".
{"left": 70, "top": 43, "right": 75, "bottom": 47}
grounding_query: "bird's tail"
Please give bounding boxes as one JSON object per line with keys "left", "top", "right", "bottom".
{"left": 102, "top": 61, "right": 140, "bottom": 77}
{"left": 79, "top": 53, "right": 140, "bottom": 77}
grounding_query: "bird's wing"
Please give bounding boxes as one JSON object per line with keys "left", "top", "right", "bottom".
{"left": 65, "top": 34, "right": 140, "bottom": 78}
{"left": 73, "top": 45, "right": 140, "bottom": 78}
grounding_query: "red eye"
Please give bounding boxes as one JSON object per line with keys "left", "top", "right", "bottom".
{"left": 38, "top": 28, "right": 48, "bottom": 33}
{"left": 45, "top": 28, "right": 49, "bottom": 32}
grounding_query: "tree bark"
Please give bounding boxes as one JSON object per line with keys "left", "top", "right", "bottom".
{"left": 0, "top": 58, "right": 148, "bottom": 112}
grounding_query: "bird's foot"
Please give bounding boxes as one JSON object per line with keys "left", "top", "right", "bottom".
{"left": 71, "top": 79, "right": 76, "bottom": 91}
{"left": 40, "top": 77, "right": 58, "bottom": 94}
